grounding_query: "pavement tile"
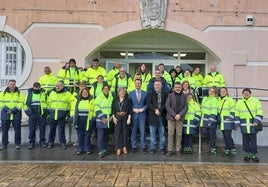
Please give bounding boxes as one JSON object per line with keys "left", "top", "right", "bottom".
{"left": 91, "top": 175, "right": 106, "bottom": 181}
{"left": 114, "top": 181, "right": 128, "bottom": 187}
{"left": 89, "top": 181, "right": 113, "bottom": 187}
{"left": 74, "top": 181, "right": 90, "bottom": 187}
{"left": 127, "top": 181, "right": 140, "bottom": 186}
{"left": 140, "top": 181, "right": 152, "bottom": 187}
{"left": 165, "top": 181, "right": 187, "bottom": 187}
{"left": 151, "top": 181, "right": 165, "bottom": 187}
{"left": 2, "top": 162, "right": 268, "bottom": 186}
{"left": 0, "top": 182, "right": 10, "bottom": 187}
{"left": 188, "top": 178, "right": 203, "bottom": 185}
{"left": 8, "top": 182, "right": 38, "bottom": 187}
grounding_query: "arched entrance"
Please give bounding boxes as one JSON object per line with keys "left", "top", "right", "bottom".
{"left": 82, "top": 20, "right": 225, "bottom": 77}
{"left": 86, "top": 29, "right": 213, "bottom": 77}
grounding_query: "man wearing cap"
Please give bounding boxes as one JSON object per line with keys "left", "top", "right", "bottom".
{"left": 57, "top": 58, "right": 81, "bottom": 93}
{"left": 83, "top": 58, "right": 107, "bottom": 86}
{"left": 235, "top": 88, "right": 263, "bottom": 162}
{"left": 24, "top": 82, "right": 48, "bottom": 149}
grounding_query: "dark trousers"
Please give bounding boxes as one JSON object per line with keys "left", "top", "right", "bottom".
{"left": 1, "top": 120, "right": 21, "bottom": 146}
{"left": 114, "top": 115, "right": 129, "bottom": 150}
{"left": 242, "top": 133, "right": 257, "bottom": 154}
{"left": 183, "top": 134, "right": 193, "bottom": 147}
{"left": 28, "top": 115, "right": 47, "bottom": 145}
{"left": 48, "top": 118, "right": 66, "bottom": 144}
{"left": 97, "top": 128, "right": 109, "bottom": 151}
{"left": 202, "top": 127, "right": 216, "bottom": 148}
{"left": 77, "top": 117, "right": 93, "bottom": 152}
{"left": 222, "top": 130, "right": 235, "bottom": 150}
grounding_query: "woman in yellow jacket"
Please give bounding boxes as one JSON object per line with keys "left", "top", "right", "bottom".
{"left": 218, "top": 87, "right": 237, "bottom": 156}
{"left": 71, "top": 88, "right": 95, "bottom": 155}
{"left": 182, "top": 93, "right": 201, "bottom": 154}
{"left": 200, "top": 86, "right": 219, "bottom": 155}
{"left": 95, "top": 85, "right": 114, "bottom": 158}
{"left": 235, "top": 88, "right": 263, "bottom": 162}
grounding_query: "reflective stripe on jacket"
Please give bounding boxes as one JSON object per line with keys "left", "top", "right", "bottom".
{"left": 200, "top": 96, "right": 219, "bottom": 128}
{"left": 235, "top": 96, "right": 263, "bottom": 134}
{"left": 183, "top": 100, "right": 201, "bottom": 135}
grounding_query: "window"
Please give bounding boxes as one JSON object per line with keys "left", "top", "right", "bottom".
{"left": 0, "top": 32, "right": 25, "bottom": 87}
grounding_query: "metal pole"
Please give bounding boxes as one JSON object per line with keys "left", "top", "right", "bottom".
{"left": 198, "top": 126, "right": 202, "bottom": 154}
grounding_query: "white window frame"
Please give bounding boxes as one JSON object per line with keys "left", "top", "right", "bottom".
{"left": 0, "top": 16, "right": 33, "bottom": 90}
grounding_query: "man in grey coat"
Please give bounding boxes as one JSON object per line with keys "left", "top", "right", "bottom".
{"left": 165, "top": 82, "right": 188, "bottom": 156}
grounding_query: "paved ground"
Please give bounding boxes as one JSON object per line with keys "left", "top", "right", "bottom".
{"left": 1, "top": 162, "right": 268, "bottom": 186}
{"left": 1, "top": 141, "right": 268, "bottom": 186}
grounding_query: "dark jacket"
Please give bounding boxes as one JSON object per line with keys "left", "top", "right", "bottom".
{"left": 147, "top": 90, "right": 168, "bottom": 126}
{"left": 112, "top": 97, "right": 132, "bottom": 117}
{"left": 147, "top": 77, "right": 170, "bottom": 94}
{"left": 165, "top": 91, "right": 188, "bottom": 121}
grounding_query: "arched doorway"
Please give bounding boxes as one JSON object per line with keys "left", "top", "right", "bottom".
{"left": 85, "top": 29, "right": 215, "bottom": 77}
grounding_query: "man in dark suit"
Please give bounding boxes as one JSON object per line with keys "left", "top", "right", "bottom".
{"left": 128, "top": 79, "right": 148, "bottom": 153}
{"left": 147, "top": 80, "right": 168, "bottom": 154}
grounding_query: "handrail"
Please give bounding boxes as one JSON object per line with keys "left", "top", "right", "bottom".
{"left": 193, "top": 86, "right": 268, "bottom": 102}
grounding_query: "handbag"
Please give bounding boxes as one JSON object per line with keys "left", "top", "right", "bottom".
{"left": 244, "top": 101, "right": 263, "bottom": 132}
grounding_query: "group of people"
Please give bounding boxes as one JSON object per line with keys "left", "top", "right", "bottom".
{"left": 0, "top": 58, "right": 263, "bottom": 162}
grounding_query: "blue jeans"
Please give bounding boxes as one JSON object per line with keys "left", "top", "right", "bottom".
{"left": 28, "top": 115, "right": 47, "bottom": 145}
{"left": 131, "top": 116, "right": 146, "bottom": 149}
{"left": 149, "top": 116, "right": 165, "bottom": 150}
{"left": 1, "top": 120, "right": 21, "bottom": 146}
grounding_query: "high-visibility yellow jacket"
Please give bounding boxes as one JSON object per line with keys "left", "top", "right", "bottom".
{"left": 38, "top": 73, "right": 58, "bottom": 91}
{"left": 183, "top": 99, "right": 201, "bottom": 135}
{"left": 107, "top": 68, "right": 119, "bottom": 86}
{"left": 162, "top": 70, "right": 172, "bottom": 87}
{"left": 235, "top": 96, "right": 263, "bottom": 134}
{"left": 111, "top": 73, "right": 133, "bottom": 95}
{"left": 129, "top": 72, "right": 152, "bottom": 92}
{"left": 83, "top": 66, "right": 107, "bottom": 85}
{"left": 70, "top": 96, "right": 95, "bottom": 130}
{"left": 203, "top": 72, "right": 226, "bottom": 87}
{"left": 200, "top": 95, "right": 219, "bottom": 128}
{"left": 192, "top": 73, "right": 204, "bottom": 88}
{"left": 57, "top": 67, "right": 82, "bottom": 85}
{"left": 181, "top": 76, "right": 196, "bottom": 89}
{"left": 218, "top": 96, "right": 236, "bottom": 130}
{"left": 0, "top": 87, "right": 25, "bottom": 120}
{"left": 95, "top": 92, "right": 113, "bottom": 128}
{"left": 47, "top": 88, "right": 73, "bottom": 120}
{"left": 90, "top": 81, "right": 108, "bottom": 98}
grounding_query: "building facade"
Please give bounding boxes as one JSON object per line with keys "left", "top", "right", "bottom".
{"left": 0, "top": 0, "right": 268, "bottom": 94}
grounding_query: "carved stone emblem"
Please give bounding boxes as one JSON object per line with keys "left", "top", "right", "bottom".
{"left": 139, "top": 0, "right": 167, "bottom": 29}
